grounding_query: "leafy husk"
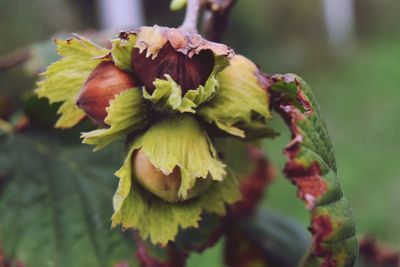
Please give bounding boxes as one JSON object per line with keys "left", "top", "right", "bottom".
{"left": 81, "top": 89, "right": 147, "bottom": 151}
{"left": 111, "top": 115, "right": 240, "bottom": 245}
{"left": 199, "top": 55, "right": 275, "bottom": 139}
{"left": 143, "top": 56, "right": 228, "bottom": 114}
{"left": 111, "top": 32, "right": 137, "bottom": 72}
{"left": 36, "top": 35, "right": 109, "bottom": 128}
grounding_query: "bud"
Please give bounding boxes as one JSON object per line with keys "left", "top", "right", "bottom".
{"left": 133, "top": 149, "right": 212, "bottom": 203}
{"left": 76, "top": 61, "right": 138, "bottom": 125}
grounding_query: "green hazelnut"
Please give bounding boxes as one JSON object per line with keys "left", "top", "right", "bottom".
{"left": 132, "top": 149, "right": 212, "bottom": 203}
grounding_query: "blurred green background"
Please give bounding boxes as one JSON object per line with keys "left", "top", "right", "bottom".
{"left": 1, "top": 0, "right": 399, "bottom": 266}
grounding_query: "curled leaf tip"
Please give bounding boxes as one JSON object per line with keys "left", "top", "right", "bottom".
{"left": 270, "top": 74, "right": 358, "bottom": 267}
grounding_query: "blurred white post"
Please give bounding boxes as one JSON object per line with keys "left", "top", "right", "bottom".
{"left": 323, "top": 0, "right": 354, "bottom": 47}
{"left": 98, "top": 0, "right": 144, "bottom": 31}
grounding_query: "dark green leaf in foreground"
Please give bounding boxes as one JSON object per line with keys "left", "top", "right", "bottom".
{"left": 269, "top": 74, "right": 358, "bottom": 267}
{"left": 224, "top": 209, "right": 310, "bottom": 267}
{"left": 0, "top": 131, "right": 137, "bottom": 267}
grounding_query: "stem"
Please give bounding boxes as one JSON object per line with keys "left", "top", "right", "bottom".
{"left": 180, "top": 0, "right": 201, "bottom": 32}
{"left": 0, "top": 48, "right": 32, "bottom": 72}
{"left": 203, "top": 0, "right": 237, "bottom": 42}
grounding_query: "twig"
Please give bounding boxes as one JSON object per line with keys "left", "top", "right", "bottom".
{"left": 203, "top": 0, "right": 237, "bottom": 42}
{"left": 0, "top": 48, "right": 32, "bottom": 72}
{"left": 180, "top": 0, "right": 201, "bottom": 32}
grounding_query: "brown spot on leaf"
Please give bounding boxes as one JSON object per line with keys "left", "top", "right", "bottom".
{"left": 269, "top": 74, "right": 353, "bottom": 267}
{"left": 310, "top": 216, "right": 336, "bottom": 267}
{"left": 311, "top": 216, "right": 334, "bottom": 251}
{"left": 285, "top": 161, "right": 327, "bottom": 209}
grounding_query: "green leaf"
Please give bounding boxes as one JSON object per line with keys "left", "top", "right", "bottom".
{"left": 111, "top": 33, "right": 137, "bottom": 72}
{"left": 170, "top": 0, "right": 187, "bottom": 11}
{"left": 81, "top": 89, "right": 148, "bottom": 151}
{"left": 111, "top": 115, "right": 240, "bottom": 245}
{"left": 270, "top": 74, "right": 358, "bottom": 267}
{"left": 143, "top": 56, "right": 228, "bottom": 114}
{"left": 36, "top": 35, "right": 109, "bottom": 128}
{"left": 198, "top": 55, "right": 274, "bottom": 139}
{"left": 224, "top": 209, "right": 310, "bottom": 267}
{"left": 0, "top": 132, "right": 137, "bottom": 267}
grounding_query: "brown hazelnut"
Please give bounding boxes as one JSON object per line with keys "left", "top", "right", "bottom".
{"left": 131, "top": 42, "right": 214, "bottom": 94}
{"left": 77, "top": 61, "right": 138, "bottom": 125}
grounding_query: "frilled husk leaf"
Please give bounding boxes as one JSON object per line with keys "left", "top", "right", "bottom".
{"left": 124, "top": 115, "right": 226, "bottom": 198}
{"left": 133, "top": 26, "right": 233, "bottom": 58}
{"left": 112, "top": 146, "right": 240, "bottom": 247}
{"left": 112, "top": 170, "right": 239, "bottom": 245}
{"left": 111, "top": 32, "right": 137, "bottom": 72}
{"left": 36, "top": 35, "right": 109, "bottom": 128}
{"left": 125, "top": 25, "right": 232, "bottom": 113}
{"left": 198, "top": 55, "right": 275, "bottom": 138}
{"left": 143, "top": 55, "right": 228, "bottom": 113}
{"left": 81, "top": 89, "right": 147, "bottom": 151}
{"left": 111, "top": 115, "right": 235, "bottom": 245}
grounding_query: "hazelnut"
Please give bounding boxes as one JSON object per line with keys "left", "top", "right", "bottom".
{"left": 131, "top": 42, "right": 214, "bottom": 94}
{"left": 133, "top": 149, "right": 212, "bottom": 202}
{"left": 77, "top": 61, "right": 138, "bottom": 125}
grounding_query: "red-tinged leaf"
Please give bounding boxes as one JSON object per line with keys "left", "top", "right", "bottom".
{"left": 357, "top": 237, "right": 400, "bottom": 267}
{"left": 269, "top": 74, "right": 358, "bottom": 267}
{"left": 229, "top": 145, "right": 275, "bottom": 218}
{"left": 135, "top": 236, "right": 187, "bottom": 267}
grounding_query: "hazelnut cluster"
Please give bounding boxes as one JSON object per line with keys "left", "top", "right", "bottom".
{"left": 36, "top": 25, "right": 273, "bottom": 244}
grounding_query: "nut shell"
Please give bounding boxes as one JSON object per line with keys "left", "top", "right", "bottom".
{"left": 133, "top": 149, "right": 212, "bottom": 202}
{"left": 77, "top": 61, "right": 138, "bottom": 125}
{"left": 132, "top": 42, "right": 214, "bottom": 94}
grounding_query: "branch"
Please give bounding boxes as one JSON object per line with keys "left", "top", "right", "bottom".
{"left": 203, "top": 0, "right": 237, "bottom": 42}
{"left": 0, "top": 48, "right": 32, "bottom": 72}
{"left": 180, "top": 0, "right": 201, "bottom": 32}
